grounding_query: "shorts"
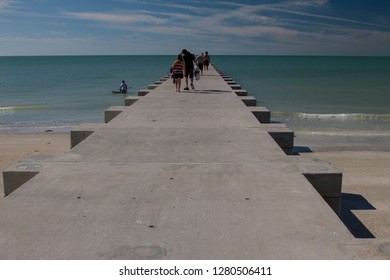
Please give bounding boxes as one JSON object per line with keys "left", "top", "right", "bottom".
{"left": 172, "top": 73, "right": 183, "bottom": 79}
{"left": 185, "top": 67, "right": 194, "bottom": 78}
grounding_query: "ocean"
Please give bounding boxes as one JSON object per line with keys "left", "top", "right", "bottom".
{"left": 1, "top": 55, "right": 390, "bottom": 141}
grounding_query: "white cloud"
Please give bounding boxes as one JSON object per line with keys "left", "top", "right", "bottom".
{"left": 0, "top": 0, "right": 14, "bottom": 10}
{"left": 2, "top": 0, "right": 389, "bottom": 55}
{"left": 64, "top": 12, "right": 167, "bottom": 25}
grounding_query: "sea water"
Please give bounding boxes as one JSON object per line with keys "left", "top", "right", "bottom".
{"left": 212, "top": 56, "right": 390, "bottom": 136}
{"left": 1, "top": 55, "right": 390, "bottom": 137}
{"left": 0, "top": 55, "right": 173, "bottom": 132}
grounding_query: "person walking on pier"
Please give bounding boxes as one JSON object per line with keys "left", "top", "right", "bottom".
{"left": 171, "top": 54, "right": 185, "bottom": 92}
{"left": 195, "top": 53, "right": 204, "bottom": 75}
{"left": 181, "top": 49, "right": 195, "bottom": 90}
{"left": 203, "top": 51, "right": 210, "bottom": 71}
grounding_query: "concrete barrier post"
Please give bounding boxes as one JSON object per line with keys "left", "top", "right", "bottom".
{"left": 70, "top": 130, "right": 94, "bottom": 148}
{"left": 251, "top": 107, "right": 271, "bottom": 123}
{"left": 3, "top": 171, "right": 39, "bottom": 196}
{"left": 104, "top": 106, "right": 124, "bottom": 123}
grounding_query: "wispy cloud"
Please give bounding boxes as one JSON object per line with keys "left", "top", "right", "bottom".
{"left": 2, "top": 0, "right": 390, "bottom": 55}
{"left": 64, "top": 11, "right": 167, "bottom": 24}
{"left": 0, "top": 0, "right": 15, "bottom": 10}
{"left": 59, "top": 0, "right": 390, "bottom": 54}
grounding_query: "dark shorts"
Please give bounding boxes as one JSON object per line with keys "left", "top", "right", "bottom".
{"left": 172, "top": 73, "right": 183, "bottom": 79}
{"left": 197, "top": 63, "right": 204, "bottom": 70}
{"left": 185, "top": 67, "right": 194, "bottom": 78}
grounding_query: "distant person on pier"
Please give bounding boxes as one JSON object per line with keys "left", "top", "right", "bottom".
{"left": 119, "top": 80, "right": 128, "bottom": 93}
{"left": 171, "top": 54, "right": 185, "bottom": 92}
{"left": 181, "top": 49, "right": 196, "bottom": 90}
{"left": 203, "top": 51, "right": 210, "bottom": 71}
{"left": 195, "top": 53, "right": 204, "bottom": 75}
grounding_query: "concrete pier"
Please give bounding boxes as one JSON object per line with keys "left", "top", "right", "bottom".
{"left": 1, "top": 65, "right": 389, "bottom": 259}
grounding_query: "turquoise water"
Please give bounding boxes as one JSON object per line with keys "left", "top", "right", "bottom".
{"left": 0, "top": 55, "right": 173, "bottom": 132}
{"left": 212, "top": 56, "right": 390, "bottom": 134}
{"left": 1, "top": 55, "right": 389, "bottom": 135}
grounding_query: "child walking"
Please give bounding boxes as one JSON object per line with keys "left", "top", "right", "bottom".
{"left": 171, "top": 55, "right": 185, "bottom": 92}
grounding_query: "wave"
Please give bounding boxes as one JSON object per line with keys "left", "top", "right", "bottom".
{"left": 273, "top": 112, "right": 390, "bottom": 120}
{"left": 295, "top": 130, "right": 390, "bottom": 136}
{"left": 0, "top": 106, "right": 15, "bottom": 111}
{"left": 0, "top": 105, "right": 55, "bottom": 111}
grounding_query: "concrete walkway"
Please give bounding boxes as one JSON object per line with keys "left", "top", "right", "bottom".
{"left": 1, "top": 65, "right": 389, "bottom": 259}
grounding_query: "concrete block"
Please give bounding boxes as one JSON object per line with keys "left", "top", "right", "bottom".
{"left": 104, "top": 106, "right": 124, "bottom": 123}
{"left": 234, "top": 90, "right": 248, "bottom": 96}
{"left": 251, "top": 107, "right": 271, "bottom": 123}
{"left": 323, "top": 197, "right": 341, "bottom": 216}
{"left": 231, "top": 84, "right": 242, "bottom": 90}
{"left": 303, "top": 172, "right": 342, "bottom": 198}
{"left": 3, "top": 171, "right": 39, "bottom": 196}
{"left": 264, "top": 124, "right": 294, "bottom": 155}
{"left": 302, "top": 164, "right": 343, "bottom": 216}
{"left": 282, "top": 147, "right": 293, "bottom": 155}
{"left": 269, "top": 131, "right": 294, "bottom": 147}
{"left": 148, "top": 84, "right": 158, "bottom": 90}
{"left": 241, "top": 96, "right": 257, "bottom": 107}
{"left": 125, "top": 97, "right": 141, "bottom": 106}
{"left": 70, "top": 130, "right": 94, "bottom": 148}
{"left": 160, "top": 77, "right": 168, "bottom": 81}
{"left": 138, "top": 90, "right": 150, "bottom": 96}
{"left": 154, "top": 81, "right": 163, "bottom": 85}
{"left": 227, "top": 81, "right": 236, "bottom": 85}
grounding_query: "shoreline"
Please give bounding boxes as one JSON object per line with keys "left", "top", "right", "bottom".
{"left": 294, "top": 131, "right": 390, "bottom": 152}
{"left": 1, "top": 131, "right": 389, "bottom": 238}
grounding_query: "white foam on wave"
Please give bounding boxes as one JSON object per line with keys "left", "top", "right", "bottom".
{"left": 0, "top": 106, "right": 15, "bottom": 111}
{"left": 274, "top": 112, "right": 390, "bottom": 120}
{"left": 297, "top": 113, "right": 389, "bottom": 120}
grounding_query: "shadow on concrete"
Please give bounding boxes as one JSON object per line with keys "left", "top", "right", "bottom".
{"left": 340, "top": 193, "right": 376, "bottom": 238}
{"left": 193, "top": 89, "right": 230, "bottom": 94}
{"left": 292, "top": 146, "right": 313, "bottom": 155}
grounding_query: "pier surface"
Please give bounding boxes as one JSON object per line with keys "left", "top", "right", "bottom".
{"left": 1, "top": 65, "right": 389, "bottom": 259}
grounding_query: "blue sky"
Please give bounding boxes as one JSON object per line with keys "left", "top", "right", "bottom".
{"left": 1, "top": 0, "right": 390, "bottom": 56}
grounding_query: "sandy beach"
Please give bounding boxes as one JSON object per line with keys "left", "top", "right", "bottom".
{"left": 0, "top": 133, "right": 70, "bottom": 195}
{"left": 294, "top": 132, "right": 390, "bottom": 238}
{"left": 1, "top": 132, "right": 389, "bottom": 239}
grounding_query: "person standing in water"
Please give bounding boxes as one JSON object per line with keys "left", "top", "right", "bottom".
{"left": 119, "top": 80, "right": 128, "bottom": 93}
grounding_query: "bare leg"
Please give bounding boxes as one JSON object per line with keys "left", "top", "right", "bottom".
{"left": 176, "top": 78, "right": 182, "bottom": 92}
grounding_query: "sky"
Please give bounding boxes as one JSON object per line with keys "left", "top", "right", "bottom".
{"left": 1, "top": 0, "right": 390, "bottom": 56}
